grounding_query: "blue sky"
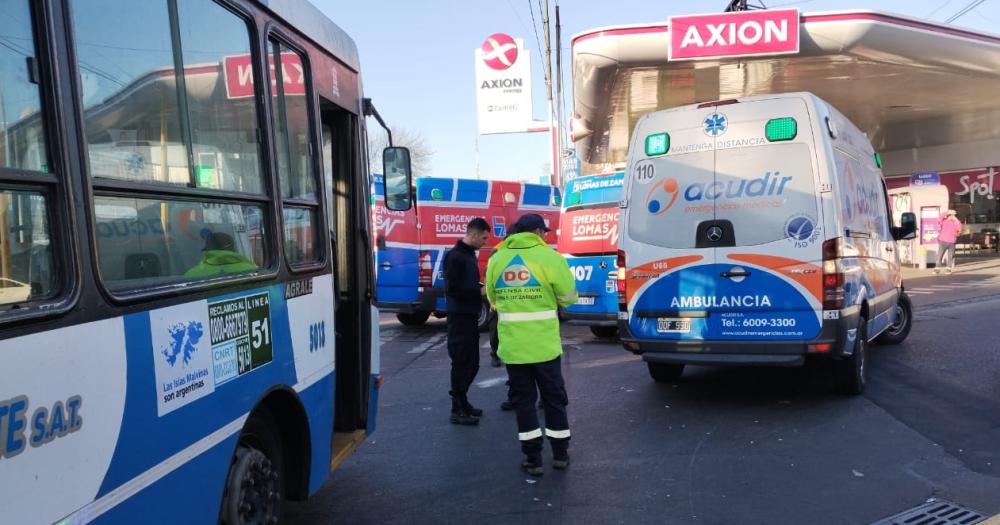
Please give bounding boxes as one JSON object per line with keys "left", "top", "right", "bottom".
{"left": 312, "top": 0, "right": 998, "bottom": 182}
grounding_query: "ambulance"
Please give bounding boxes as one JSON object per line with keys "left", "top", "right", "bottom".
{"left": 617, "top": 92, "right": 917, "bottom": 394}
{"left": 373, "top": 175, "right": 561, "bottom": 329}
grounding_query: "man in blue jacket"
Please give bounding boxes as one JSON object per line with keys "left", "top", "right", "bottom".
{"left": 443, "top": 217, "right": 490, "bottom": 425}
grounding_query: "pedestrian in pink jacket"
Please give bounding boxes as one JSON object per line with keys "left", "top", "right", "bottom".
{"left": 935, "top": 210, "right": 963, "bottom": 274}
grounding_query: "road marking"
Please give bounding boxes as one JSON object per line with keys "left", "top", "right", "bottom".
{"left": 406, "top": 333, "right": 446, "bottom": 354}
{"left": 475, "top": 376, "right": 508, "bottom": 388}
{"left": 906, "top": 290, "right": 933, "bottom": 295}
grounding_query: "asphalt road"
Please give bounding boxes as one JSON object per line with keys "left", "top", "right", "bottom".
{"left": 284, "top": 273, "right": 1000, "bottom": 524}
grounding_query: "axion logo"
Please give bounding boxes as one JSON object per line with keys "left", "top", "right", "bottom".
{"left": 482, "top": 33, "right": 518, "bottom": 71}
{"left": 646, "top": 178, "right": 680, "bottom": 215}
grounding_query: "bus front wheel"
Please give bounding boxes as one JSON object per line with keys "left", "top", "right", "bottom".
{"left": 220, "top": 412, "right": 284, "bottom": 525}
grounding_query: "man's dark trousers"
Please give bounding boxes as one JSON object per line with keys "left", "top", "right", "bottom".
{"left": 506, "top": 357, "right": 570, "bottom": 461}
{"left": 448, "top": 313, "right": 480, "bottom": 398}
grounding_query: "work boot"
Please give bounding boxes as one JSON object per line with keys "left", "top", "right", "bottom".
{"left": 552, "top": 454, "right": 570, "bottom": 470}
{"left": 463, "top": 399, "right": 484, "bottom": 418}
{"left": 522, "top": 457, "right": 544, "bottom": 476}
{"left": 450, "top": 395, "right": 479, "bottom": 426}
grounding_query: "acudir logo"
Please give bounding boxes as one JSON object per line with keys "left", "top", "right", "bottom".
{"left": 704, "top": 112, "right": 728, "bottom": 137}
{"left": 646, "top": 178, "right": 680, "bottom": 215}
{"left": 161, "top": 321, "right": 204, "bottom": 367}
{"left": 482, "top": 33, "right": 518, "bottom": 71}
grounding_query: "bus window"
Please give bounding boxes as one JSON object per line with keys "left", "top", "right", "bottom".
{"left": 72, "top": 1, "right": 189, "bottom": 185}
{"left": 94, "top": 196, "right": 267, "bottom": 291}
{"left": 270, "top": 39, "right": 320, "bottom": 267}
{"left": 284, "top": 206, "right": 317, "bottom": 265}
{"left": 1, "top": 0, "right": 47, "bottom": 172}
{"left": 177, "top": 0, "right": 264, "bottom": 193}
{"left": 0, "top": 191, "right": 55, "bottom": 305}
{"left": 270, "top": 41, "right": 315, "bottom": 201}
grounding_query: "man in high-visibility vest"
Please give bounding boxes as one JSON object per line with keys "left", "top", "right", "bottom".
{"left": 486, "top": 213, "right": 577, "bottom": 476}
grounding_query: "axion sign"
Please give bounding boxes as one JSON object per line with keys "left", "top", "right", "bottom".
{"left": 482, "top": 33, "right": 519, "bottom": 71}
{"left": 668, "top": 9, "right": 800, "bottom": 61}
{"left": 223, "top": 53, "right": 306, "bottom": 99}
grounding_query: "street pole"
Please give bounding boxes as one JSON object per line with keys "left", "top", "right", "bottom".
{"left": 542, "top": 0, "right": 558, "bottom": 187}
{"left": 555, "top": 3, "right": 565, "bottom": 188}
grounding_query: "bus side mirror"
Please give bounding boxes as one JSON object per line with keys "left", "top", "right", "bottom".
{"left": 893, "top": 212, "right": 917, "bottom": 241}
{"left": 382, "top": 147, "right": 413, "bottom": 211}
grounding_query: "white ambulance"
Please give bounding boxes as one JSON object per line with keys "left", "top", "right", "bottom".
{"left": 617, "top": 92, "right": 917, "bottom": 394}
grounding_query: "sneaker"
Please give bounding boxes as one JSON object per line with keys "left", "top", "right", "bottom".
{"left": 522, "top": 459, "right": 544, "bottom": 476}
{"left": 500, "top": 400, "right": 514, "bottom": 411}
{"left": 491, "top": 354, "right": 502, "bottom": 367}
{"left": 552, "top": 455, "right": 570, "bottom": 470}
{"left": 450, "top": 412, "right": 480, "bottom": 426}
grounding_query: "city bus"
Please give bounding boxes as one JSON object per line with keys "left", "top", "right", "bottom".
{"left": 0, "top": 0, "right": 409, "bottom": 523}
{"left": 557, "top": 171, "right": 624, "bottom": 338}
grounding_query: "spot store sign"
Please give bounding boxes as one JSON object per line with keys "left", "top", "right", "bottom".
{"left": 669, "top": 9, "right": 800, "bottom": 61}
{"left": 474, "top": 33, "right": 536, "bottom": 134}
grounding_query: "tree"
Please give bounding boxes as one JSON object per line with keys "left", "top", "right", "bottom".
{"left": 368, "top": 126, "right": 434, "bottom": 177}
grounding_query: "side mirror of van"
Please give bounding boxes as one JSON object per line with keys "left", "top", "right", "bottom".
{"left": 893, "top": 212, "right": 917, "bottom": 241}
{"left": 382, "top": 147, "right": 413, "bottom": 211}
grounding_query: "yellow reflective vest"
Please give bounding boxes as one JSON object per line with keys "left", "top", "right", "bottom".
{"left": 486, "top": 232, "right": 577, "bottom": 364}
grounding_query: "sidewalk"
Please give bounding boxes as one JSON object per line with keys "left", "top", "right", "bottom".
{"left": 901, "top": 256, "right": 1000, "bottom": 280}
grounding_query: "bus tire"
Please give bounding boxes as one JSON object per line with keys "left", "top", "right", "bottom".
{"left": 220, "top": 411, "right": 284, "bottom": 525}
{"left": 647, "top": 362, "right": 684, "bottom": 382}
{"left": 396, "top": 311, "right": 430, "bottom": 326}
{"left": 835, "top": 315, "right": 868, "bottom": 395}
{"left": 876, "top": 293, "right": 912, "bottom": 345}
{"left": 477, "top": 300, "right": 495, "bottom": 332}
{"left": 589, "top": 325, "right": 618, "bottom": 338}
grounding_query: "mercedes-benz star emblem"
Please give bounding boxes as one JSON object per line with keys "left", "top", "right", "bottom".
{"left": 707, "top": 226, "right": 724, "bottom": 242}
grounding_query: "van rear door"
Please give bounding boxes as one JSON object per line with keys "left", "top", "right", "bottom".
{"left": 626, "top": 97, "right": 823, "bottom": 342}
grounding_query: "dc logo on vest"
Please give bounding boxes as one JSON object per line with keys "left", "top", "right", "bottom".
{"left": 496, "top": 255, "right": 541, "bottom": 288}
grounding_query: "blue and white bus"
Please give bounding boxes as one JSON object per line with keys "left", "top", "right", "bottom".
{"left": 556, "top": 172, "right": 624, "bottom": 338}
{"left": 0, "top": 1, "right": 405, "bottom": 522}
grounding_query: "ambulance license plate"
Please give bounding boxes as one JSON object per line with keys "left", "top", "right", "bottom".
{"left": 656, "top": 318, "right": 690, "bottom": 333}
{"left": 577, "top": 297, "right": 595, "bottom": 305}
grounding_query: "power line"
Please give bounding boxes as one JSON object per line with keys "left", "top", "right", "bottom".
{"left": 944, "top": 0, "right": 987, "bottom": 23}
{"left": 926, "top": 0, "right": 954, "bottom": 18}
{"left": 527, "top": 0, "right": 544, "bottom": 60}
{"left": 504, "top": 0, "right": 532, "bottom": 33}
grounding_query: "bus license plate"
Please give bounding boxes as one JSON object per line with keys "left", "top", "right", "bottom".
{"left": 577, "top": 297, "right": 595, "bottom": 305}
{"left": 656, "top": 318, "right": 690, "bottom": 333}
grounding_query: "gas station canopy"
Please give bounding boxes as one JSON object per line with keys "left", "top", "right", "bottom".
{"left": 571, "top": 10, "right": 1000, "bottom": 175}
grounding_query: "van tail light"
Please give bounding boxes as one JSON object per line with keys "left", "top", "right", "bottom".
{"left": 616, "top": 250, "right": 627, "bottom": 310}
{"left": 822, "top": 238, "right": 845, "bottom": 310}
{"left": 418, "top": 251, "right": 433, "bottom": 287}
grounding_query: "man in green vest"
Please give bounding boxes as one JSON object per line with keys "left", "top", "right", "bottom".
{"left": 486, "top": 213, "right": 577, "bottom": 476}
{"left": 185, "top": 232, "right": 258, "bottom": 278}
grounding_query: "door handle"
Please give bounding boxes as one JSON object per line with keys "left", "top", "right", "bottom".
{"left": 721, "top": 270, "right": 751, "bottom": 278}
{"left": 380, "top": 262, "right": 392, "bottom": 269}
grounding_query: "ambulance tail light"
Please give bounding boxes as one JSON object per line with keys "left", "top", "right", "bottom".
{"left": 697, "top": 99, "right": 739, "bottom": 108}
{"left": 822, "top": 238, "right": 845, "bottom": 310}
{"left": 616, "top": 250, "right": 627, "bottom": 310}
{"left": 418, "top": 251, "right": 433, "bottom": 287}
